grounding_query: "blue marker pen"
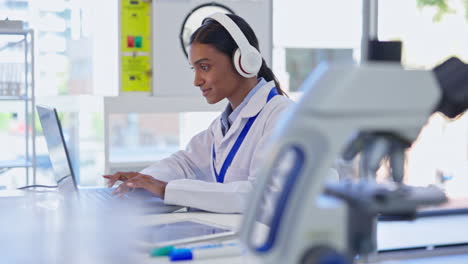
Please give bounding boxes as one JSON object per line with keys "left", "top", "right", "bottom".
{"left": 169, "top": 243, "right": 242, "bottom": 261}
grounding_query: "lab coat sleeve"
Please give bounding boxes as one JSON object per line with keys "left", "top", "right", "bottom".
{"left": 164, "top": 180, "right": 252, "bottom": 213}
{"left": 164, "top": 98, "right": 293, "bottom": 213}
{"left": 139, "top": 127, "right": 213, "bottom": 183}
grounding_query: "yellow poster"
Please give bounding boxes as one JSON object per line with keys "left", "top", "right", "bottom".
{"left": 121, "top": 55, "right": 151, "bottom": 92}
{"left": 121, "top": 0, "right": 151, "bottom": 92}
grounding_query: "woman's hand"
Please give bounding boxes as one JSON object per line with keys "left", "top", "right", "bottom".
{"left": 103, "top": 172, "right": 167, "bottom": 198}
{"left": 103, "top": 171, "right": 140, "bottom": 188}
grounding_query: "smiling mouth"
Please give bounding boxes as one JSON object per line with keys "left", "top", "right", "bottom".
{"left": 201, "top": 88, "right": 211, "bottom": 96}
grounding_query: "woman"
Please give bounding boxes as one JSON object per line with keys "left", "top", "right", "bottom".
{"left": 104, "top": 13, "right": 292, "bottom": 213}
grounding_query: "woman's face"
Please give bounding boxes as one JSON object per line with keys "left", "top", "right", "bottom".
{"left": 189, "top": 43, "right": 242, "bottom": 104}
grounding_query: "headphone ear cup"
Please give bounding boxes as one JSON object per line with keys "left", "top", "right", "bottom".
{"left": 233, "top": 48, "right": 252, "bottom": 78}
{"left": 233, "top": 48, "right": 260, "bottom": 78}
{"left": 242, "top": 47, "right": 262, "bottom": 75}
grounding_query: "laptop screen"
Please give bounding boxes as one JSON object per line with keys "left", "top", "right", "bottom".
{"left": 36, "top": 105, "right": 78, "bottom": 191}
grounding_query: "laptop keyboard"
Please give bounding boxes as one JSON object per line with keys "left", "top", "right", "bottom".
{"left": 76, "top": 188, "right": 184, "bottom": 213}
{"left": 80, "top": 188, "right": 117, "bottom": 203}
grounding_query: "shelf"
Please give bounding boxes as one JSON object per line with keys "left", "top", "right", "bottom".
{"left": 104, "top": 95, "right": 225, "bottom": 113}
{"left": 0, "top": 95, "right": 29, "bottom": 101}
{"left": 0, "top": 159, "right": 33, "bottom": 169}
{"left": 0, "top": 26, "right": 36, "bottom": 184}
{"left": 0, "top": 29, "right": 29, "bottom": 35}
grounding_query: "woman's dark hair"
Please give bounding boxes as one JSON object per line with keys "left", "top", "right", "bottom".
{"left": 190, "top": 13, "right": 287, "bottom": 96}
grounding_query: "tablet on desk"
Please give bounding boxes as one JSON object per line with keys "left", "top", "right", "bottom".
{"left": 140, "top": 219, "right": 236, "bottom": 247}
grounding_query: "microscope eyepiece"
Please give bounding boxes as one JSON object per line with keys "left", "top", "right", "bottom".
{"left": 433, "top": 57, "right": 468, "bottom": 118}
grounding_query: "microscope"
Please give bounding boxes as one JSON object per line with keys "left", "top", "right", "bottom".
{"left": 240, "top": 1, "right": 468, "bottom": 263}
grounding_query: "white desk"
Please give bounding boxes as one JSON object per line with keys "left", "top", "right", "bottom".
{"left": 374, "top": 214, "right": 468, "bottom": 264}
{"left": 378, "top": 214, "right": 468, "bottom": 251}
{"left": 1, "top": 191, "right": 468, "bottom": 264}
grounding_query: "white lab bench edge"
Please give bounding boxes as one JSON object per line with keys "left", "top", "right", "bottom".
{"left": 136, "top": 211, "right": 262, "bottom": 264}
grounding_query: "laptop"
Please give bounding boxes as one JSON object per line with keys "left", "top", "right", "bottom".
{"left": 36, "top": 105, "right": 183, "bottom": 213}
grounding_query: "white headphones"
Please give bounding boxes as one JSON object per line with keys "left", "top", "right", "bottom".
{"left": 207, "top": 13, "right": 262, "bottom": 78}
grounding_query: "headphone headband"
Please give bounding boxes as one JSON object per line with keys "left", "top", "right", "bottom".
{"left": 207, "top": 13, "right": 252, "bottom": 54}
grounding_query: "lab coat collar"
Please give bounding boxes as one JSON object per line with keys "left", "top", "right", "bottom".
{"left": 238, "top": 80, "right": 276, "bottom": 118}
{"left": 218, "top": 80, "right": 277, "bottom": 145}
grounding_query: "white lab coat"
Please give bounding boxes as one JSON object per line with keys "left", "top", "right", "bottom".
{"left": 140, "top": 80, "right": 293, "bottom": 213}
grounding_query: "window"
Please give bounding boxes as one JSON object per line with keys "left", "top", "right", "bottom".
{"left": 0, "top": 0, "right": 117, "bottom": 188}
{"left": 106, "top": 112, "right": 220, "bottom": 178}
{"left": 272, "top": 0, "right": 361, "bottom": 93}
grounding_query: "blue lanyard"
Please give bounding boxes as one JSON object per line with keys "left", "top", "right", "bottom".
{"left": 212, "top": 87, "right": 279, "bottom": 183}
